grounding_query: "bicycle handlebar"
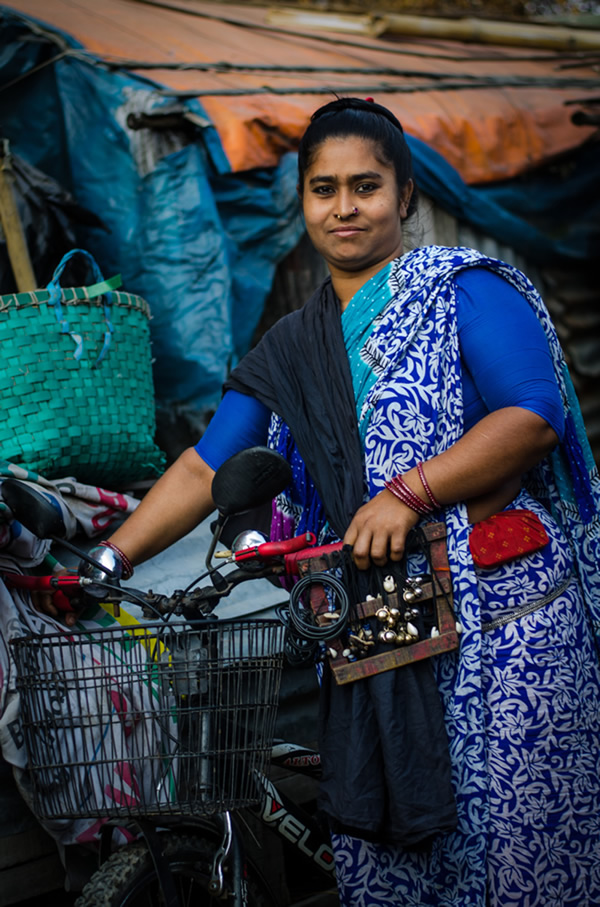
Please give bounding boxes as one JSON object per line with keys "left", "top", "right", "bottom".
{"left": 3, "top": 572, "right": 88, "bottom": 613}
{"left": 1, "top": 534, "right": 346, "bottom": 618}
{"left": 232, "top": 531, "right": 317, "bottom": 562}
{"left": 4, "top": 574, "right": 85, "bottom": 592}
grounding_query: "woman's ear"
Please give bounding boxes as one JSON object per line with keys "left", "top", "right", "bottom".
{"left": 399, "top": 179, "right": 414, "bottom": 219}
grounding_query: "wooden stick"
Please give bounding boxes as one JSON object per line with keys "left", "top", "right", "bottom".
{"left": 0, "top": 140, "right": 37, "bottom": 292}
{"left": 382, "top": 14, "right": 600, "bottom": 52}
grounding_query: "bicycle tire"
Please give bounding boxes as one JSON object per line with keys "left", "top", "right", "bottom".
{"left": 73, "top": 833, "right": 274, "bottom": 907}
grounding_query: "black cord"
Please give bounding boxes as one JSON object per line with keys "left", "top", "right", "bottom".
{"left": 276, "top": 605, "right": 319, "bottom": 666}
{"left": 287, "top": 572, "right": 350, "bottom": 642}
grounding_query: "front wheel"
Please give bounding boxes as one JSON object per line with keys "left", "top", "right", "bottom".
{"left": 74, "top": 832, "right": 273, "bottom": 907}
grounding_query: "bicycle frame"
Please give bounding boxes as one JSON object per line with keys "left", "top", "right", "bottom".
{"left": 93, "top": 739, "right": 335, "bottom": 907}
{"left": 252, "top": 742, "right": 335, "bottom": 878}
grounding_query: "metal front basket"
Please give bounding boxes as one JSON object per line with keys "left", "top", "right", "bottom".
{"left": 10, "top": 619, "right": 285, "bottom": 821}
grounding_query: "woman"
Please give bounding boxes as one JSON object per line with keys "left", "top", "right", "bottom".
{"left": 79, "top": 99, "right": 600, "bottom": 905}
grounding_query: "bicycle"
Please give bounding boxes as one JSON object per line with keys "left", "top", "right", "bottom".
{"left": 2, "top": 448, "right": 339, "bottom": 907}
{"left": 3, "top": 446, "right": 456, "bottom": 906}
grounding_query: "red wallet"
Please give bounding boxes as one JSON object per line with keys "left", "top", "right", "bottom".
{"left": 468, "top": 509, "right": 550, "bottom": 568}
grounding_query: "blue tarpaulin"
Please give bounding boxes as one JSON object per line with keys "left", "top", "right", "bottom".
{"left": 0, "top": 6, "right": 598, "bottom": 422}
{"left": 0, "top": 8, "right": 303, "bottom": 418}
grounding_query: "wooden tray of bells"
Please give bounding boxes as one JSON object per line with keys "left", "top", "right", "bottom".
{"left": 296, "top": 522, "right": 459, "bottom": 685}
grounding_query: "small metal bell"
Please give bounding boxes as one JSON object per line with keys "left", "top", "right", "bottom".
{"left": 376, "top": 607, "right": 389, "bottom": 622}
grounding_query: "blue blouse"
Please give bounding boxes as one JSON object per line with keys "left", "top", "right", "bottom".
{"left": 195, "top": 268, "right": 564, "bottom": 470}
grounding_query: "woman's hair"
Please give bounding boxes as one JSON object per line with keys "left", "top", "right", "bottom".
{"left": 297, "top": 97, "right": 418, "bottom": 217}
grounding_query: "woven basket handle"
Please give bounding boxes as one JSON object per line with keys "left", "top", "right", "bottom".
{"left": 46, "top": 249, "right": 122, "bottom": 367}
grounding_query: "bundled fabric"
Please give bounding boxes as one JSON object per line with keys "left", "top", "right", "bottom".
{"left": 0, "top": 472, "right": 157, "bottom": 846}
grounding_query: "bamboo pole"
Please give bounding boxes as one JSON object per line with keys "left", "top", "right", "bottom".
{"left": 267, "top": 6, "right": 600, "bottom": 52}
{"left": 0, "top": 140, "right": 37, "bottom": 292}
{"left": 266, "top": 7, "right": 386, "bottom": 37}
{"left": 380, "top": 14, "right": 600, "bottom": 52}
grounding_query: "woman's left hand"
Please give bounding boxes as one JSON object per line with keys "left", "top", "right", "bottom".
{"left": 343, "top": 489, "right": 420, "bottom": 570}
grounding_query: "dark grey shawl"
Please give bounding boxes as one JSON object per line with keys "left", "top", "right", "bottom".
{"left": 226, "top": 277, "right": 457, "bottom": 847}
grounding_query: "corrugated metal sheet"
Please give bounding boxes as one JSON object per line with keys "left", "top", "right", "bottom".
{"left": 4, "top": 0, "right": 600, "bottom": 182}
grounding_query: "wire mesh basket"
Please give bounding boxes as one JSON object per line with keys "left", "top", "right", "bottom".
{"left": 10, "top": 619, "right": 286, "bottom": 821}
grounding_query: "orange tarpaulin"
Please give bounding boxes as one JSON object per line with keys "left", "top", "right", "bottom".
{"left": 6, "top": 0, "right": 599, "bottom": 183}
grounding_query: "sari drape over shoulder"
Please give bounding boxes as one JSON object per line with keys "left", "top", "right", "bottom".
{"left": 226, "top": 245, "right": 600, "bottom": 905}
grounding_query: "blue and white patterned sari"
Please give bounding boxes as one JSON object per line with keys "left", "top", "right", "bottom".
{"left": 269, "top": 245, "right": 600, "bottom": 907}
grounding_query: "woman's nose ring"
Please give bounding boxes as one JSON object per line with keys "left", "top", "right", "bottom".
{"left": 335, "top": 207, "right": 359, "bottom": 220}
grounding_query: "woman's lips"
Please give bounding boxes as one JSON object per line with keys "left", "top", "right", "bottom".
{"left": 331, "top": 226, "right": 364, "bottom": 236}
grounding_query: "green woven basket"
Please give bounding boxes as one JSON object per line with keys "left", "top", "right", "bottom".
{"left": 0, "top": 250, "right": 165, "bottom": 487}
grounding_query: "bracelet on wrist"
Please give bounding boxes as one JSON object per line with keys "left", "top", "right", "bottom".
{"left": 384, "top": 474, "right": 432, "bottom": 516}
{"left": 99, "top": 540, "right": 134, "bottom": 579}
{"left": 416, "top": 461, "right": 441, "bottom": 510}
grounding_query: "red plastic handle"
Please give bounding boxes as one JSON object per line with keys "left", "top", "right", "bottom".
{"left": 4, "top": 573, "right": 81, "bottom": 590}
{"left": 3, "top": 573, "right": 81, "bottom": 611}
{"left": 234, "top": 532, "right": 317, "bottom": 563}
{"left": 283, "top": 541, "right": 343, "bottom": 574}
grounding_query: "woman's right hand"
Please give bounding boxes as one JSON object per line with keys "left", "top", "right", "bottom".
{"left": 343, "top": 488, "right": 420, "bottom": 570}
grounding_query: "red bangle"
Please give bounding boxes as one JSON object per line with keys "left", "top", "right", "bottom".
{"left": 416, "top": 462, "right": 441, "bottom": 510}
{"left": 384, "top": 475, "right": 432, "bottom": 516}
{"left": 99, "top": 540, "right": 134, "bottom": 580}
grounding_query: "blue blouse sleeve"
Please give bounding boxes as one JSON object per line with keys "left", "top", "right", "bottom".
{"left": 194, "top": 390, "right": 271, "bottom": 471}
{"left": 456, "top": 268, "right": 565, "bottom": 440}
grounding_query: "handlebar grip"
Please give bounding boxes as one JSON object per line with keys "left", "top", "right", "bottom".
{"left": 233, "top": 532, "right": 317, "bottom": 563}
{"left": 3, "top": 573, "right": 82, "bottom": 611}
{"left": 255, "top": 533, "right": 317, "bottom": 557}
{"left": 4, "top": 573, "right": 82, "bottom": 590}
{"left": 283, "top": 541, "right": 344, "bottom": 574}
{"left": 4, "top": 574, "right": 54, "bottom": 590}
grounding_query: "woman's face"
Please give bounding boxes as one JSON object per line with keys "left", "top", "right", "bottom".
{"left": 301, "top": 135, "right": 413, "bottom": 278}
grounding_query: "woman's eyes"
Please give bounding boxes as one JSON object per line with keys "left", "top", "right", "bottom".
{"left": 312, "top": 182, "right": 378, "bottom": 195}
